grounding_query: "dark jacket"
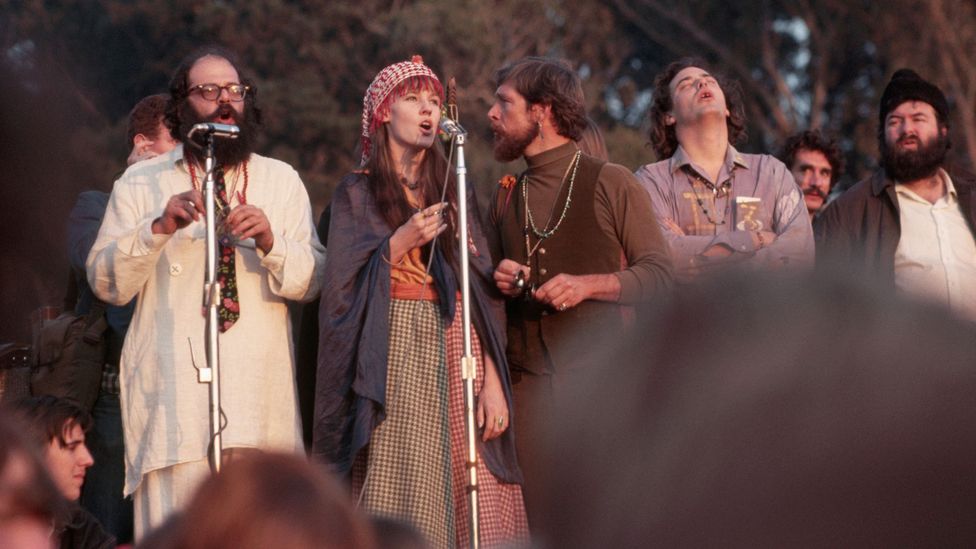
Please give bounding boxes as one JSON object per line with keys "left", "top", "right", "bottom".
{"left": 57, "top": 503, "right": 116, "bottom": 549}
{"left": 312, "top": 173, "right": 523, "bottom": 484}
{"left": 814, "top": 169, "right": 976, "bottom": 288}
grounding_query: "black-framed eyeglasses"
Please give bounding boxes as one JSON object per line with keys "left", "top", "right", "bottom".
{"left": 189, "top": 83, "right": 250, "bottom": 102}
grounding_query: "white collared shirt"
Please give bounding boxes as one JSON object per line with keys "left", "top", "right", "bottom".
{"left": 894, "top": 170, "right": 976, "bottom": 321}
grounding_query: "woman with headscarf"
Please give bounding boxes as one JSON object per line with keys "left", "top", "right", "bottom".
{"left": 313, "top": 56, "right": 528, "bottom": 548}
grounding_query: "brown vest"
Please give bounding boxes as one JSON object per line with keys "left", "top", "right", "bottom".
{"left": 497, "top": 154, "right": 628, "bottom": 375}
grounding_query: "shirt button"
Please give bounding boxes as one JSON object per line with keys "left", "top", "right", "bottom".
{"left": 539, "top": 247, "right": 546, "bottom": 255}
{"left": 540, "top": 268, "right": 548, "bottom": 276}
{"left": 170, "top": 263, "right": 183, "bottom": 276}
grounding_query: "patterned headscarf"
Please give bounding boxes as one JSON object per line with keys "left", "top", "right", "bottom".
{"left": 360, "top": 55, "right": 442, "bottom": 166}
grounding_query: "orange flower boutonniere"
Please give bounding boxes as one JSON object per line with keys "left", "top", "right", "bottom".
{"left": 499, "top": 174, "right": 517, "bottom": 189}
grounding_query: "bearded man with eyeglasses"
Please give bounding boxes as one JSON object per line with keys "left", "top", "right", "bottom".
{"left": 86, "top": 46, "right": 325, "bottom": 539}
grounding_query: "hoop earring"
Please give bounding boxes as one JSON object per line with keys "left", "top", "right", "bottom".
{"left": 537, "top": 121, "right": 544, "bottom": 142}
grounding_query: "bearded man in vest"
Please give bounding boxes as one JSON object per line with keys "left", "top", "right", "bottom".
{"left": 487, "top": 56, "right": 673, "bottom": 528}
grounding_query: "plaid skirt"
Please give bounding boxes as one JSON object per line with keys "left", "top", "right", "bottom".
{"left": 353, "top": 296, "right": 528, "bottom": 548}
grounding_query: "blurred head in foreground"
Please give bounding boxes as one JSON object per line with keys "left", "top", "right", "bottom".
{"left": 0, "top": 413, "right": 65, "bottom": 549}
{"left": 162, "top": 451, "right": 376, "bottom": 549}
{"left": 537, "top": 270, "right": 976, "bottom": 547}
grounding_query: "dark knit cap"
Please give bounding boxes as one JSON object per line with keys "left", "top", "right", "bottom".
{"left": 879, "top": 69, "right": 949, "bottom": 125}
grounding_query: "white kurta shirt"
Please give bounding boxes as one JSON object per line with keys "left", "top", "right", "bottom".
{"left": 87, "top": 146, "right": 326, "bottom": 495}
{"left": 894, "top": 170, "right": 976, "bottom": 321}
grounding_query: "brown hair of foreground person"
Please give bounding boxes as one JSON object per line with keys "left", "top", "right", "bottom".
{"left": 536, "top": 269, "right": 976, "bottom": 548}
{"left": 0, "top": 412, "right": 67, "bottom": 549}
{"left": 159, "top": 451, "right": 376, "bottom": 549}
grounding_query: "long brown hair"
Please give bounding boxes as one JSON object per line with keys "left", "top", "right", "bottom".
{"left": 648, "top": 57, "right": 747, "bottom": 160}
{"left": 168, "top": 451, "right": 377, "bottom": 549}
{"left": 365, "top": 112, "right": 459, "bottom": 267}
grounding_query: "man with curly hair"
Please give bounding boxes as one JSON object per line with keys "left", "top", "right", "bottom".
{"left": 86, "top": 46, "right": 325, "bottom": 538}
{"left": 635, "top": 58, "right": 813, "bottom": 283}
{"left": 779, "top": 129, "right": 845, "bottom": 220}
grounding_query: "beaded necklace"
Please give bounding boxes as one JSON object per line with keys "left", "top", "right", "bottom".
{"left": 683, "top": 165, "right": 733, "bottom": 226}
{"left": 521, "top": 150, "right": 581, "bottom": 259}
{"left": 187, "top": 160, "right": 250, "bottom": 206}
{"left": 399, "top": 176, "right": 420, "bottom": 190}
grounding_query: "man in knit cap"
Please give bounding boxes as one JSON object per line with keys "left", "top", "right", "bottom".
{"left": 815, "top": 69, "right": 976, "bottom": 321}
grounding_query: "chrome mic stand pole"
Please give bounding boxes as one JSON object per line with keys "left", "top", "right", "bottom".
{"left": 200, "top": 131, "right": 223, "bottom": 474}
{"left": 445, "top": 118, "right": 480, "bottom": 549}
{"left": 187, "top": 123, "right": 239, "bottom": 474}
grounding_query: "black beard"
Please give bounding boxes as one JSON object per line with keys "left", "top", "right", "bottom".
{"left": 492, "top": 121, "right": 539, "bottom": 162}
{"left": 881, "top": 133, "right": 948, "bottom": 182}
{"left": 179, "top": 102, "right": 256, "bottom": 167}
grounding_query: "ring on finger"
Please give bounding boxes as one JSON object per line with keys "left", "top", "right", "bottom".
{"left": 496, "top": 416, "right": 505, "bottom": 427}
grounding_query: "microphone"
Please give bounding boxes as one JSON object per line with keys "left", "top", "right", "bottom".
{"left": 440, "top": 77, "right": 466, "bottom": 136}
{"left": 439, "top": 116, "right": 467, "bottom": 136}
{"left": 187, "top": 123, "right": 240, "bottom": 139}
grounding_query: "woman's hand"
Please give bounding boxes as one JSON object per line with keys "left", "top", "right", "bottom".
{"left": 388, "top": 202, "right": 448, "bottom": 262}
{"left": 477, "top": 352, "right": 509, "bottom": 441}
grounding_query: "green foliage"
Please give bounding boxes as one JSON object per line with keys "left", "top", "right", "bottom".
{"left": 2, "top": 0, "right": 976, "bottom": 340}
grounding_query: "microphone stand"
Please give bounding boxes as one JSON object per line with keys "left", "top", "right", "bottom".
{"left": 448, "top": 122, "right": 480, "bottom": 549}
{"left": 188, "top": 127, "right": 225, "bottom": 474}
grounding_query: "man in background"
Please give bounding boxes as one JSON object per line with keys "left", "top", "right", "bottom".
{"left": 68, "top": 93, "right": 176, "bottom": 545}
{"left": 815, "top": 69, "right": 976, "bottom": 322}
{"left": 779, "top": 129, "right": 844, "bottom": 221}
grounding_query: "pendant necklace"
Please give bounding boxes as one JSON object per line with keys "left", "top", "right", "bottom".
{"left": 188, "top": 160, "right": 250, "bottom": 206}
{"left": 683, "top": 165, "right": 733, "bottom": 226}
{"left": 522, "top": 149, "right": 581, "bottom": 260}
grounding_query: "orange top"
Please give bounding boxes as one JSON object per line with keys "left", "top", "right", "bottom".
{"left": 390, "top": 186, "right": 434, "bottom": 286}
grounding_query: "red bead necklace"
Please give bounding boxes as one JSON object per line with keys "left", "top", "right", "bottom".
{"left": 187, "top": 160, "right": 249, "bottom": 205}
